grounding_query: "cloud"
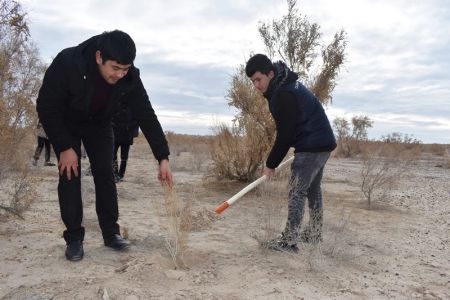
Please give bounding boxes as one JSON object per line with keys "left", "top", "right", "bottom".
{"left": 21, "top": 0, "right": 450, "bottom": 142}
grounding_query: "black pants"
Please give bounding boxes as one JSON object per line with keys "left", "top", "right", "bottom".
{"left": 113, "top": 142, "right": 130, "bottom": 178}
{"left": 56, "top": 124, "right": 119, "bottom": 244}
{"left": 34, "top": 136, "right": 52, "bottom": 162}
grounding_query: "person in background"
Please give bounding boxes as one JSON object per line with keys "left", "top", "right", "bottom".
{"left": 36, "top": 30, "right": 173, "bottom": 262}
{"left": 245, "top": 54, "right": 336, "bottom": 253}
{"left": 32, "top": 121, "right": 56, "bottom": 167}
{"left": 112, "top": 100, "right": 139, "bottom": 183}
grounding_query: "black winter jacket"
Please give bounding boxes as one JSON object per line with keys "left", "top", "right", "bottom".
{"left": 36, "top": 35, "right": 169, "bottom": 161}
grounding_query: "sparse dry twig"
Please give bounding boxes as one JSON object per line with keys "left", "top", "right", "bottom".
{"left": 360, "top": 143, "right": 411, "bottom": 208}
{"left": 159, "top": 185, "right": 191, "bottom": 269}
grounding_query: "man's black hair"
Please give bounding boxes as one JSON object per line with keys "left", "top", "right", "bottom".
{"left": 97, "top": 30, "right": 136, "bottom": 65}
{"left": 245, "top": 54, "right": 274, "bottom": 77}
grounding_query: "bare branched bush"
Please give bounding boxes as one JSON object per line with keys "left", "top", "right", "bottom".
{"left": 0, "top": 170, "right": 35, "bottom": 220}
{"left": 359, "top": 142, "right": 412, "bottom": 208}
{"left": 333, "top": 115, "right": 373, "bottom": 157}
{"left": 0, "top": 0, "right": 44, "bottom": 218}
{"left": 156, "top": 186, "right": 191, "bottom": 269}
{"left": 259, "top": 0, "right": 347, "bottom": 105}
{"left": 209, "top": 66, "right": 275, "bottom": 181}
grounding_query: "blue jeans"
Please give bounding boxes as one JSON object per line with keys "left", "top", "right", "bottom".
{"left": 283, "top": 151, "right": 331, "bottom": 243}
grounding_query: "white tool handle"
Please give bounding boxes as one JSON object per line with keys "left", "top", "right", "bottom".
{"left": 214, "top": 156, "right": 294, "bottom": 214}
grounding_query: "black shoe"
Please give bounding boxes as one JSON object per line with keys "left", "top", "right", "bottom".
{"left": 65, "top": 240, "right": 84, "bottom": 261}
{"left": 44, "top": 161, "right": 56, "bottom": 166}
{"left": 264, "top": 236, "right": 299, "bottom": 254}
{"left": 104, "top": 234, "right": 130, "bottom": 251}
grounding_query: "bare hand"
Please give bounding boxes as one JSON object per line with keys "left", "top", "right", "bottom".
{"left": 158, "top": 159, "right": 173, "bottom": 188}
{"left": 59, "top": 148, "right": 79, "bottom": 180}
{"left": 263, "top": 167, "right": 275, "bottom": 179}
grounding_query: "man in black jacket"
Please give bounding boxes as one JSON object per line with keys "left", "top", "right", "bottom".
{"left": 112, "top": 99, "right": 139, "bottom": 182}
{"left": 37, "top": 30, "right": 173, "bottom": 261}
{"left": 245, "top": 54, "right": 336, "bottom": 253}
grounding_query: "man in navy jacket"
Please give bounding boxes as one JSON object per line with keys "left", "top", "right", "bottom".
{"left": 37, "top": 30, "right": 173, "bottom": 261}
{"left": 246, "top": 54, "right": 336, "bottom": 253}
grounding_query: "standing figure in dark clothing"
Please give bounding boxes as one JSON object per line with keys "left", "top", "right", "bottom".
{"left": 245, "top": 54, "right": 336, "bottom": 253}
{"left": 112, "top": 100, "right": 139, "bottom": 182}
{"left": 36, "top": 30, "right": 173, "bottom": 262}
{"left": 33, "top": 121, "right": 56, "bottom": 167}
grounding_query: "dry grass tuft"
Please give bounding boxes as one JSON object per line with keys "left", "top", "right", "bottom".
{"left": 249, "top": 176, "right": 289, "bottom": 249}
{"left": 156, "top": 185, "right": 191, "bottom": 269}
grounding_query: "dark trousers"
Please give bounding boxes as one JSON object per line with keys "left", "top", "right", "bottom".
{"left": 56, "top": 124, "right": 119, "bottom": 244}
{"left": 34, "top": 136, "right": 52, "bottom": 162}
{"left": 113, "top": 142, "right": 130, "bottom": 178}
{"left": 283, "top": 152, "right": 331, "bottom": 243}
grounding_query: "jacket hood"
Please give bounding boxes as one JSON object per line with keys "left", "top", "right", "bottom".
{"left": 263, "top": 61, "right": 299, "bottom": 99}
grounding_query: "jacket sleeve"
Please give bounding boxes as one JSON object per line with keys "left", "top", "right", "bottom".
{"left": 127, "top": 77, "right": 170, "bottom": 162}
{"left": 266, "top": 91, "right": 298, "bottom": 169}
{"left": 36, "top": 52, "right": 76, "bottom": 154}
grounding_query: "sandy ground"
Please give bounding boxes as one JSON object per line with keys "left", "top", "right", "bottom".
{"left": 0, "top": 143, "right": 449, "bottom": 300}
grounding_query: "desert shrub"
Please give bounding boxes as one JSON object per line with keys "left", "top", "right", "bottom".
{"left": 381, "top": 132, "right": 421, "bottom": 146}
{"left": 259, "top": 0, "right": 347, "bottom": 105}
{"left": 165, "top": 131, "right": 212, "bottom": 172}
{"left": 424, "top": 143, "right": 447, "bottom": 157}
{"left": 210, "top": 0, "right": 347, "bottom": 181}
{"left": 359, "top": 142, "right": 412, "bottom": 208}
{"left": 0, "top": 0, "right": 44, "bottom": 218}
{"left": 209, "top": 66, "right": 275, "bottom": 181}
{"left": 210, "top": 123, "right": 271, "bottom": 181}
{"left": 333, "top": 115, "right": 373, "bottom": 157}
{"left": 378, "top": 133, "right": 422, "bottom": 160}
{"left": 165, "top": 131, "right": 211, "bottom": 156}
{"left": 0, "top": 171, "right": 35, "bottom": 220}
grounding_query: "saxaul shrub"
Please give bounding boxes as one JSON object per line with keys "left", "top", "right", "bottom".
{"left": 359, "top": 142, "right": 413, "bottom": 208}
{"left": 0, "top": 0, "right": 44, "bottom": 218}
{"left": 210, "top": 0, "right": 347, "bottom": 182}
{"left": 209, "top": 66, "right": 275, "bottom": 181}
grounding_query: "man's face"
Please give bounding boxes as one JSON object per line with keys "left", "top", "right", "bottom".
{"left": 95, "top": 51, "right": 131, "bottom": 85}
{"left": 250, "top": 70, "right": 274, "bottom": 93}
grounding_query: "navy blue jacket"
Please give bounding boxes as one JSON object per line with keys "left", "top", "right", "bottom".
{"left": 264, "top": 65, "right": 336, "bottom": 168}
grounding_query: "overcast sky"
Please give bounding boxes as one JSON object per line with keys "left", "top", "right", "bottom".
{"left": 22, "top": 0, "right": 450, "bottom": 143}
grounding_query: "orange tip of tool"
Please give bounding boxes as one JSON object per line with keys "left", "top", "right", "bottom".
{"left": 214, "top": 202, "right": 230, "bottom": 214}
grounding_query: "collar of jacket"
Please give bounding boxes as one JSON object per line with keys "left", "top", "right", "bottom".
{"left": 263, "top": 61, "right": 299, "bottom": 100}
